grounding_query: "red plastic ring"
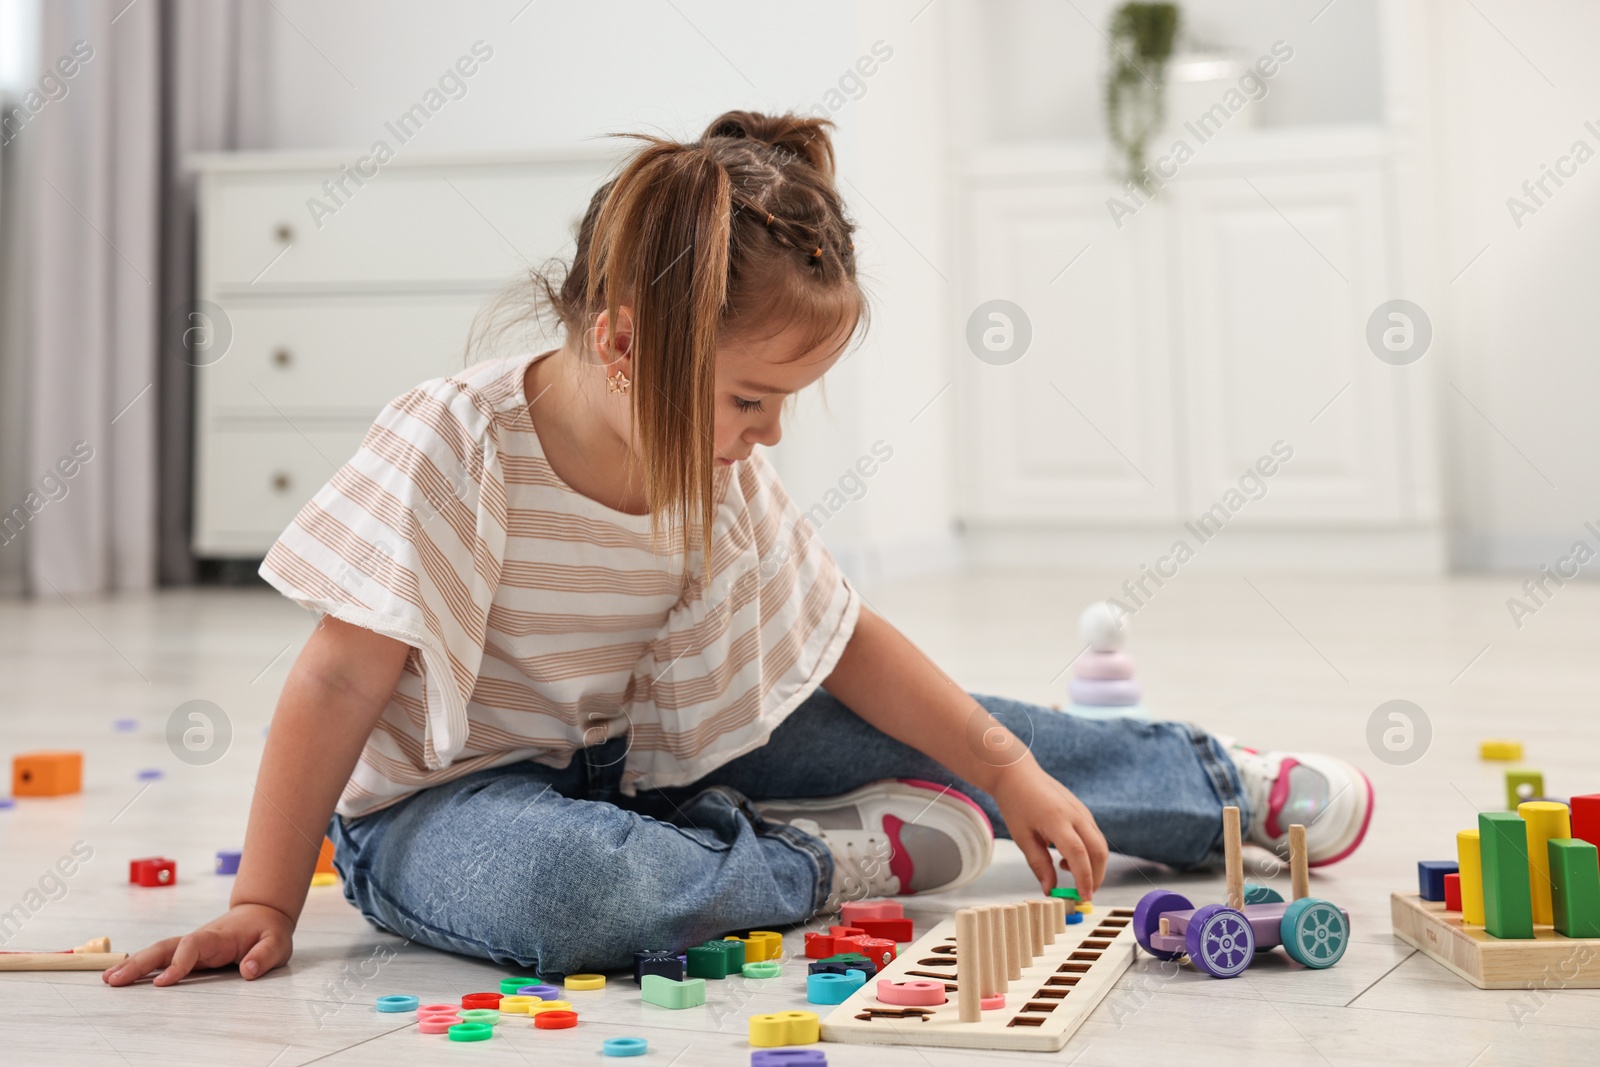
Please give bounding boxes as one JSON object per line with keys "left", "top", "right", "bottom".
{"left": 461, "top": 992, "right": 502, "bottom": 1009}
{"left": 533, "top": 1009, "right": 579, "bottom": 1029}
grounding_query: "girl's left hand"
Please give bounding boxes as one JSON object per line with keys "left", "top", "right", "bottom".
{"left": 988, "top": 758, "right": 1109, "bottom": 900}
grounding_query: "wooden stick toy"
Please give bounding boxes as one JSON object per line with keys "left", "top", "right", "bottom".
{"left": 0, "top": 937, "right": 127, "bottom": 971}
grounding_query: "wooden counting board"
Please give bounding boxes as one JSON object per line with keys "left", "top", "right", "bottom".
{"left": 1390, "top": 893, "right": 1600, "bottom": 989}
{"left": 819, "top": 901, "right": 1138, "bottom": 1052}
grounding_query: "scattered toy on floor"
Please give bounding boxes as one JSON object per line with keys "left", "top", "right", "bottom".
{"left": 129, "top": 856, "right": 176, "bottom": 887}
{"left": 1479, "top": 739, "right": 1523, "bottom": 761}
{"left": 0, "top": 937, "right": 127, "bottom": 971}
{"left": 1391, "top": 792, "right": 1600, "bottom": 987}
{"left": 13, "top": 751, "right": 82, "bottom": 796}
{"left": 1133, "top": 808, "right": 1348, "bottom": 976}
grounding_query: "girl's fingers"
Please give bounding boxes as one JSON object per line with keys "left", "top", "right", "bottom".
{"left": 239, "top": 933, "right": 290, "bottom": 980}
{"left": 153, "top": 931, "right": 223, "bottom": 987}
{"left": 1054, "top": 830, "right": 1094, "bottom": 902}
{"left": 102, "top": 937, "right": 180, "bottom": 986}
{"left": 1018, "top": 831, "right": 1059, "bottom": 895}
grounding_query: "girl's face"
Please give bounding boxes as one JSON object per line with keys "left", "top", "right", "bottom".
{"left": 591, "top": 307, "right": 852, "bottom": 465}
{"left": 711, "top": 319, "right": 852, "bottom": 465}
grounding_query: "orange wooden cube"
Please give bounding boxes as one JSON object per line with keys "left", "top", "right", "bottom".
{"left": 13, "top": 751, "right": 82, "bottom": 796}
{"left": 316, "top": 836, "right": 337, "bottom": 875}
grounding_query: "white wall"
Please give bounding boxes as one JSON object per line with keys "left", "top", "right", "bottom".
{"left": 1427, "top": 0, "right": 1600, "bottom": 570}
{"left": 243, "top": 0, "right": 959, "bottom": 583}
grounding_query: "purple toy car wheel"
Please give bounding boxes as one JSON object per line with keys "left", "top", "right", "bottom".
{"left": 1131, "top": 890, "right": 1193, "bottom": 960}
{"left": 1185, "top": 904, "right": 1255, "bottom": 978}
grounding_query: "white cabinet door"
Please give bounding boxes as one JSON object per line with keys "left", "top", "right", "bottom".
{"left": 1171, "top": 167, "right": 1404, "bottom": 523}
{"left": 963, "top": 182, "right": 1180, "bottom": 521}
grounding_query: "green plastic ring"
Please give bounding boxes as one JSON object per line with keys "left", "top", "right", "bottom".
{"left": 448, "top": 1022, "right": 493, "bottom": 1042}
{"left": 459, "top": 1009, "right": 501, "bottom": 1026}
{"left": 741, "top": 961, "right": 781, "bottom": 979}
{"left": 499, "top": 975, "right": 541, "bottom": 995}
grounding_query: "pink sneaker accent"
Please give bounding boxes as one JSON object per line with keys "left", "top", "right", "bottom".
{"left": 897, "top": 778, "right": 994, "bottom": 834}
{"left": 1263, "top": 757, "right": 1300, "bottom": 840}
{"left": 883, "top": 814, "right": 916, "bottom": 894}
{"left": 1308, "top": 768, "right": 1375, "bottom": 868}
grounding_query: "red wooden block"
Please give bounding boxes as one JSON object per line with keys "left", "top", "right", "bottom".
{"left": 804, "top": 931, "right": 837, "bottom": 959}
{"left": 840, "top": 900, "right": 903, "bottom": 925}
{"left": 1443, "top": 872, "right": 1462, "bottom": 912}
{"left": 830, "top": 935, "right": 870, "bottom": 957}
{"left": 857, "top": 937, "right": 897, "bottom": 968}
{"left": 129, "top": 857, "right": 176, "bottom": 887}
{"left": 1572, "top": 794, "right": 1600, "bottom": 848}
{"left": 828, "top": 925, "right": 867, "bottom": 939}
{"left": 856, "top": 918, "right": 914, "bottom": 942}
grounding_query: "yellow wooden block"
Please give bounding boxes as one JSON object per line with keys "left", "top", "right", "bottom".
{"left": 309, "top": 872, "right": 337, "bottom": 887}
{"left": 749, "top": 1010, "right": 820, "bottom": 1047}
{"left": 1456, "top": 829, "right": 1485, "bottom": 925}
{"left": 1518, "top": 801, "right": 1571, "bottom": 926}
{"left": 725, "top": 930, "right": 783, "bottom": 962}
{"left": 1480, "top": 739, "right": 1523, "bottom": 761}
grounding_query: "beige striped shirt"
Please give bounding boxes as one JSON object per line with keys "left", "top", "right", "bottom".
{"left": 261, "top": 352, "right": 860, "bottom": 818}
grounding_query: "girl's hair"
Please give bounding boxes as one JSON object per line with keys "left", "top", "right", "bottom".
{"left": 483, "top": 110, "right": 867, "bottom": 565}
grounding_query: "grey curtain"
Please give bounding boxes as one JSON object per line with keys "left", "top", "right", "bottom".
{"left": 12, "top": 0, "right": 254, "bottom": 595}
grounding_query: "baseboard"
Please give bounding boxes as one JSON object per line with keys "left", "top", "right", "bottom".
{"left": 963, "top": 523, "right": 1449, "bottom": 574}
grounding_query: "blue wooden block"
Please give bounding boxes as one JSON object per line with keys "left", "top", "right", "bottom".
{"left": 633, "top": 950, "right": 685, "bottom": 984}
{"left": 805, "top": 969, "right": 865, "bottom": 1005}
{"left": 1418, "top": 860, "right": 1459, "bottom": 902}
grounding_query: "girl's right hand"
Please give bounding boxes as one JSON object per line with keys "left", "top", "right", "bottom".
{"left": 102, "top": 902, "right": 294, "bottom": 987}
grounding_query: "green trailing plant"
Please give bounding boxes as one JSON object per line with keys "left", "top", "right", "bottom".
{"left": 1105, "top": 2, "right": 1181, "bottom": 184}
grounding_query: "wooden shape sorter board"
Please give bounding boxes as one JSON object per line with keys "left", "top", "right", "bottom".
{"left": 1390, "top": 893, "right": 1600, "bottom": 989}
{"left": 818, "top": 905, "right": 1137, "bottom": 1052}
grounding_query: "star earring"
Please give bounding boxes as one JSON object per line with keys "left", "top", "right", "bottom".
{"left": 607, "top": 369, "right": 631, "bottom": 395}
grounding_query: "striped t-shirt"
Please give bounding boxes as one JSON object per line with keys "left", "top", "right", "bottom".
{"left": 260, "top": 352, "right": 860, "bottom": 818}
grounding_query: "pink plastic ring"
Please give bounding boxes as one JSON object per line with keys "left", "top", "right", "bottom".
{"left": 980, "top": 993, "right": 1007, "bottom": 1010}
{"left": 417, "top": 1004, "right": 458, "bottom": 1016}
{"left": 418, "top": 1014, "right": 461, "bottom": 1033}
{"left": 875, "top": 979, "right": 947, "bottom": 1006}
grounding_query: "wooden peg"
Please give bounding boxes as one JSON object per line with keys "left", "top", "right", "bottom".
{"left": 1159, "top": 916, "right": 1171, "bottom": 936}
{"left": 1002, "top": 905, "right": 1022, "bottom": 981}
{"left": 1224, "top": 805, "right": 1244, "bottom": 910}
{"left": 1289, "top": 823, "right": 1310, "bottom": 901}
{"left": 1016, "top": 902, "right": 1034, "bottom": 965}
{"left": 955, "top": 908, "right": 981, "bottom": 1022}
{"left": 1033, "top": 899, "right": 1055, "bottom": 946}
{"left": 985, "top": 905, "right": 1007, "bottom": 994}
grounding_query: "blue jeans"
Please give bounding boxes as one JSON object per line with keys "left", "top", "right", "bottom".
{"left": 327, "top": 689, "right": 1245, "bottom": 975}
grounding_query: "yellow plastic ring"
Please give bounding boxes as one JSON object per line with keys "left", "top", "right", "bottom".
{"left": 525, "top": 999, "right": 574, "bottom": 1013}
{"left": 497, "top": 995, "right": 539, "bottom": 1013}
{"left": 564, "top": 974, "right": 606, "bottom": 991}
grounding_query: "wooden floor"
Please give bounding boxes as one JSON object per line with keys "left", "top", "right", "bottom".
{"left": 2, "top": 570, "right": 1598, "bottom": 1065}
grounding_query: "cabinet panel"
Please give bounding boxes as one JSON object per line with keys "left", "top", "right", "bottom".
{"left": 201, "top": 296, "right": 487, "bottom": 417}
{"left": 193, "top": 424, "right": 370, "bottom": 556}
{"left": 1171, "top": 168, "right": 1402, "bottom": 523}
{"left": 963, "top": 182, "right": 1180, "bottom": 521}
{"left": 205, "top": 161, "right": 611, "bottom": 291}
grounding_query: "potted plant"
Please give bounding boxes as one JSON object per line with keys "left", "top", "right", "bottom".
{"left": 1104, "top": 2, "right": 1181, "bottom": 184}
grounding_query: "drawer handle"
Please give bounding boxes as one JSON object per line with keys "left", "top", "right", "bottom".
{"left": 270, "top": 471, "right": 292, "bottom": 493}
{"left": 273, "top": 223, "right": 294, "bottom": 244}
{"left": 271, "top": 347, "right": 292, "bottom": 368}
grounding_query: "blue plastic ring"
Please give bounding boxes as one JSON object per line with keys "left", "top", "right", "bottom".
{"left": 603, "top": 1036, "right": 649, "bottom": 1057}
{"left": 376, "top": 994, "right": 419, "bottom": 1012}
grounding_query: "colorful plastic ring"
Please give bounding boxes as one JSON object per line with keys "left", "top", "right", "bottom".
{"left": 525, "top": 999, "right": 573, "bottom": 1013}
{"left": 417, "top": 1003, "right": 458, "bottom": 1016}
{"left": 459, "top": 1009, "right": 502, "bottom": 1026}
{"left": 447, "top": 1022, "right": 493, "bottom": 1042}
{"left": 875, "top": 979, "right": 947, "bottom": 1006}
{"left": 533, "top": 1010, "right": 579, "bottom": 1029}
{"left": 980, "top": 993, "right": 1007, "bottom": 1010}
{"left": 461, "top": 992, "right": 502, "bottom": 1010}
{"left": 418, "top": 1015, "right": 460, "bottom": 1033}
{"left": 564, "top": 973, "right": 606, "bottom": 990}
{"left": 500, "top": 976, "right": 541, "bottom": 995}
{"left": 742, "top": 961, "right": 781, "bottom": 979}
{"left": 497, "top": 995, "right": 539, "bottom": 1013}
{"left": 375, "top": 995, "right": 418, "bottom": 1013}
{"left": 603, "top": 1037, "right": 648, "bottom": 1057}
{"left": 516, "top": 984, "right": 561, "bottom": 1000}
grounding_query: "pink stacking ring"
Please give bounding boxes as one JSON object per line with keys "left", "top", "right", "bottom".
{"left": 1075, "top": 650, "right": 1134, "bottom": 680}
{"left": 418, "top": 1014, "right": 460, "bottom": 1034}
{"left": 417, "top": 1003, "right": 459, "bottom": 1016}
{"left": 980, "top": 993, "right": 1007, "bottom": 1010}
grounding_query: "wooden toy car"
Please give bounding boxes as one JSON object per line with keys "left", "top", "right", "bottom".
{"left": 1131, "top": 809, "right": 1350, "bottom": 977}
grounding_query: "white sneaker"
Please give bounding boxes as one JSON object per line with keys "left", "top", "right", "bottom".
{"left": 758, "top": 779, "right": 995, "bottom": 908}
{"left": 1225, "top": 743, "right": 1374, "bottom": 867}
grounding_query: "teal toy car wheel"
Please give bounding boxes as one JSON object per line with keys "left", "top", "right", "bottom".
{"left": 1279, "top": 898, "right": 1348, "bottom": 968}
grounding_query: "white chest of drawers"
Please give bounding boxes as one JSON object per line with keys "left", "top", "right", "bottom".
{"left": 189, "top": 149, "right": 617, "bottom": 556}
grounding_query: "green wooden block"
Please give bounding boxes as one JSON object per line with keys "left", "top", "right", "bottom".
{"left": 1548, "top": 838, "right": 1600, "bottom": 938}
{"left": 711, "top": 938, "right": 745, "bottom": 972}
{"left": 641, "top": 973, "right": 707, "bottom": 1009}
{"left": 686, "top": 944, "right": 730, "bottom": 979}
{"left": 1480, "top": 811, "right": 1535, "bottom": 939}
{"left": 1050, "top": 887, "right": 1082, "bottom": 901}
{"left": 1505, "top": 769, "right": 1544, "bottom": 810}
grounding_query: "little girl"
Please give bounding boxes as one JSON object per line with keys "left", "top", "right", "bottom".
{"left": 105, "top": 111, "right": 1370, "bottom": 987}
